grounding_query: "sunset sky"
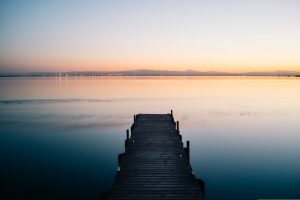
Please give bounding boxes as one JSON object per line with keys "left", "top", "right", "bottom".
{"left": 0, "top": 0, "right": 299, "bottom": 73}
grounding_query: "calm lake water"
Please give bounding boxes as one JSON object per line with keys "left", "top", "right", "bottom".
{"left": 0, "top": 76, "right": 300, "bottom": 200}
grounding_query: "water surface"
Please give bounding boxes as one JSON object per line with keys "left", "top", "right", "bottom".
{"left": 0, "top": 76, "right": 299, "bottom": 200}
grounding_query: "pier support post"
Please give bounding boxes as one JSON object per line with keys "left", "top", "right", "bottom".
{"left": 197, "top": 179, "right": 205, "bottom": 194}
{"left": 186, "top": 141, "right": 190, "bottom": 161}
{"left": 118, "top": 153, "right": 125, "bottom": 166}
{"left": 125, "top": 129, "right": 130, "bottom": 147}
{"left": 171, "top": 110, "right": 175, "bottom": 124}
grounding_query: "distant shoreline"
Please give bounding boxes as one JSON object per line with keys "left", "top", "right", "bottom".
{"left": 0, "top": 75, "right": 299, "bottom": 77}
{"left": 0, "top": 69, "right": 299, "bottom": 77}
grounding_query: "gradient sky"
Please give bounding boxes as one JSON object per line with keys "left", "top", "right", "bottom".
{"left": 0, "top": 0, "right": 300, "bottom": 72}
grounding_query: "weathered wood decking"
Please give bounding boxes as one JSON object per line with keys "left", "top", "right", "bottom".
{"left": 103, "top": 111, "right": 205, "bottom": 200}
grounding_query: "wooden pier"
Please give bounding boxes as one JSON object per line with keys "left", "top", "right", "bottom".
{"left": 103, "top": 111, "right": 205, "bottom": 200}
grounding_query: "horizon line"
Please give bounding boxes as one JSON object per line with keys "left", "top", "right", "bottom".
{"left": 1, "top": 69, "right": 300, "bottom": 77}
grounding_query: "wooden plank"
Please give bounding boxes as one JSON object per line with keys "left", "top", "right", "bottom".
{"left": 103, "top": 112, "right": 205, "bottom": 200}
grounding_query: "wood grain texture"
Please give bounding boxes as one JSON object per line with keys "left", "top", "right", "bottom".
{"left": 104, "top": 113, "right": 205, "bottom": 200}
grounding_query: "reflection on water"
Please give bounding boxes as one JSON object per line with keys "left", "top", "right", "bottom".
{"left": 0, "top": 76, "right": 300, "bottom": 200}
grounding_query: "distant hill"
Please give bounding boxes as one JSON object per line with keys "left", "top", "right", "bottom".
{"left": 0, "top": 69, "right": 299, "bottom": 77}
